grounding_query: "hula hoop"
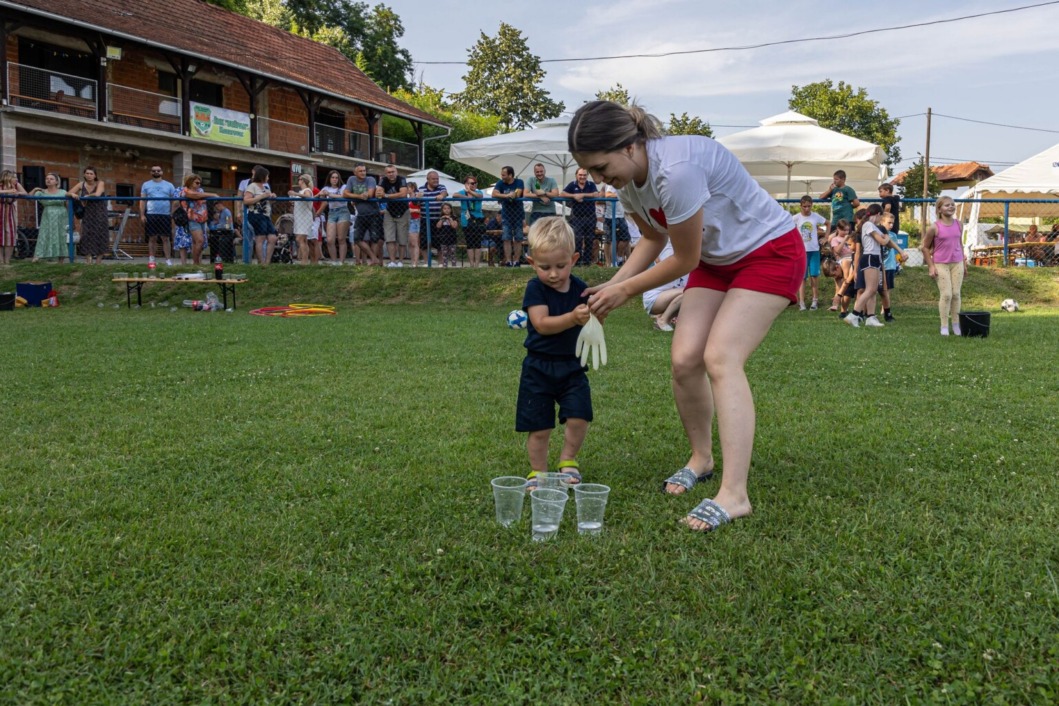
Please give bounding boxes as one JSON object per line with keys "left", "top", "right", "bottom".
{"left": 249, "top": 303, "right": 337, "bottom": 317}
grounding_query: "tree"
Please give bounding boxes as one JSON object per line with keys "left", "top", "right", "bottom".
{"left": 595, "top": 84, "right": 631, "bottom": 106}
{"left": 385, "top": 84, "right": 501, "bottom": 181}
{"left": 455, "top": 23, "right": 564, "bottom": 132}
{"left": 666, "top": 112, "right": 713, "bottom": 137}
{"left": 789, "top": 80, "right": 901, "bottom": 167}
{"left": 356, "top": 5, "right": 413, "bottom": 92}
{"left": 240, "top": 1, "right": 412, "bottom": 91}
{"left": 900, "top": 159, "right": 942, "bottom": 200}
{"left": 206, "top": 0, "right": 248, "bottom": 12}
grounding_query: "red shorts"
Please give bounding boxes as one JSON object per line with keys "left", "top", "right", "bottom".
{"left": 686, "top": 228, "right": 804, "bottom": 303}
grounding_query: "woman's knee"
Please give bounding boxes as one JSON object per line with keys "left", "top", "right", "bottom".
{"left": 671, "top": 348, "right": 706, "bottom": 381}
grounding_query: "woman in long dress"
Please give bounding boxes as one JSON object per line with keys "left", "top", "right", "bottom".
{"left": 0, "top": 169, "right": 27, "bottom": 265}
{"left": 30, "top": 172, "right": 68, "bottom": 262}
{"left": 70, "top": 166, "right": 108, "bottom": 264}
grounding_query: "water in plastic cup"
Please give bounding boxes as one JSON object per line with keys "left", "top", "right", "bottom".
{"left": 574, "top": 483, "right": 610, "bottom": 535}
{"left": 491, "top": 476, "right": 527, "bottom": 527}
{"left": 530, "top": 488, "right": 568, "bottom": 541}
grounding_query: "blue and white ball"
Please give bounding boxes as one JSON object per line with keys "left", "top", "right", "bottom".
{"left": 507, "top": 309, "right": 528, "bottom": 330}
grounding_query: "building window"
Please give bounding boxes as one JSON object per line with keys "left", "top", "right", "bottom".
{"left": 114, "top": 183, "right": 136, "bottom": 207}
{"left": 192, "top": 167, "right": 223, "bottom": 188}
{"left": 190, "top": 81, "right": 224, "bottom": 107}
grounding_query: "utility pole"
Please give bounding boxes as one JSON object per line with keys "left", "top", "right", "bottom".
{"left": 921, "top": 107, "right": 932, "bottom": 235}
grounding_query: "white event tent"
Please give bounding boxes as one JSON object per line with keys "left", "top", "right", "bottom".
{"left": 449, "top": 118, "right": 577, "bottom": 183}
{"left": 717, "top": 111, "right": 887, "bottom": 199}
{"left": 959, "top": 141, "right": 1059, "bottom": 245}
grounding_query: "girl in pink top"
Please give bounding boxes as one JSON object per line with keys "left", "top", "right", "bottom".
{"left": 922, "top": 195, "right": 967, "bottom": 336}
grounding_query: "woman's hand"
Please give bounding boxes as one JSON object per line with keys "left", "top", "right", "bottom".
{"left": 928, "top": 264, "right": 938, "bottom": 279}
{"left": 583, "top": 281, "right": 629, "bottom": 322}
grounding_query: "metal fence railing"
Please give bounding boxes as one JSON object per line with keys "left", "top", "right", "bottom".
{"left": 313, "top": 124, "right": 370, "bottom": 159}
{"left": 6, "top": 63, "right": 97, "bottom": 119}
{"left": 375, "top": 135, "right": 419, "bottom": 169}
{"left": 7, "top": 194, "right": 1059, "bottom": 269}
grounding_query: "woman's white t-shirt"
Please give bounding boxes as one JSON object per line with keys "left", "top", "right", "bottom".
{"left": 619, "top": 136, "right": 794, "bottom": 266}
{"left": 860, "top": 221, "right": 882, "bottom": 256}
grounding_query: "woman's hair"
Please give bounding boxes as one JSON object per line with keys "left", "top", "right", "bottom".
{"left": 83, "top": 165, "right": 98, "bottom": 180}
{"left": 527, "top": 216, "right": 575, "bottom": 255}
{"left": 326, "top": 170, "right": 342, "bottom": 185}
{"left": 299, "top": 174, "right": 314, "bottom": 188}
{"left": 935, "top": 195, "right": 955, "bottom": 214}
{"left": 251, "top": 165, "right": 269, "bottom": 183}
{"left": 0, "top": 170, "right": 16, "bottom": 186}
{"left": 854, "top": 203, "right": 883, "bottom": 233}
{"left": 568, "top": 100, "right": 664, "bottom": 154}
{"left": 183, "top": 173, "right": 200, "bottom": 188}
{"left": 46, "top": 172, "right": 61, "bottom": 185}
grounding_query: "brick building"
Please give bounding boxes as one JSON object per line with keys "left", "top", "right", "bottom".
{"left": 0, "top": 0, "right": 446, "bottom": 234}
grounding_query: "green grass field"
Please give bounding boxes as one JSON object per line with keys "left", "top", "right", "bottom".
{"left": 2, "top": 264, "right": 1058, "bottom": 704}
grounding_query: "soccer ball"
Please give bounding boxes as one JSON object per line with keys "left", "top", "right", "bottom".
{"left": 507, "top": 309, "right": 528, "bottom": 329}
{"left": 1001, "top": 298, "right": 1020, "bottom": 313}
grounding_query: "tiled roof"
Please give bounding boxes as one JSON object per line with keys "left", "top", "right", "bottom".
{"left": 890, "top": 161, "right": 994, "bottom": 186}
{"left": 5, "top": 0, "right": 445, "bottom": 127}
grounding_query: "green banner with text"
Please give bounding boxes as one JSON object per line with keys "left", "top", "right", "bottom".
{"left": 190, "top": 102, "right": 251, "bottom": 147}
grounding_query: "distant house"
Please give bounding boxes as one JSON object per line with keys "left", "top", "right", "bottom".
{"left": 890, "top": 162, "right": 995, "bottom": 190}
{"left": 0, "top": 0, "right": 446, "bottom": 205}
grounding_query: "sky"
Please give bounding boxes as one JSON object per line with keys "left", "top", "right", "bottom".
{"left": 383, "top": 0, "right": 1059, "bottom": 178}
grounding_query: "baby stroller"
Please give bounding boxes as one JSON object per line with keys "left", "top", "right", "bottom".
{"left": 272, "top": 213, "right": 295, "bottom": 264}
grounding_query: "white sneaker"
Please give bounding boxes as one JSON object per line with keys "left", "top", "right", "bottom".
{"left": 148, "top": 256, "right": 156, "bottom": 264}
{"left": 386, "top": 261, "right": 397, "bottom": 268}
{"left": 864, "top": 315, "right": 884, "bottom": 327}
{"left": 940, "top": 327, "right": 949, "bottom": 336}
{"left": 952, "top": 324, "right": 962, "bottom": 336}
{"left": 810, "top": 299, "right": 819, "bottom": 311}
{"left": 395, "top": 262, "right": 403, "bottom": 268}
{"left": 844, "top": 313, "right": 860, "bottom": 328}
{"left": 165, "top": 259, "right": 173, "bottom": 267}
{"left": 799, "top": 303, "right": 807, "bottom": 311}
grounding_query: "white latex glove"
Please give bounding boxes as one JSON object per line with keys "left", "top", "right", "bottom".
{"left": 575, "top": 314, "right": 608, "bottom": 370}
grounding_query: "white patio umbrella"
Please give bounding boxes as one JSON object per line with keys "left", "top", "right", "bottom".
{"left": 717, "top": 111, "right": 887, "bottom": 199}
{"left": 449, "top": 118, "right": 578, "bottom": 184}
{"left": 405, "top": 169, "right": 464, "bottom": 196}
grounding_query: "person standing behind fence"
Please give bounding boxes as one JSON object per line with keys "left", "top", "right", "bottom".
{"left": 177, "top": 173, "right": 216, "bottom": 265}
{"left": 493, "top": 166, "right": 525, "bottom": 267}
{"left": 922, "top": 195, "right": 967, "bottom": 336}
{"left": 319, "top": 170, "right": 349, "bottom": 265}
{"left": 344, "top": 164, "right": 382, "bottom": 266}
{"left": 525, "top": 163, "right": 559, "bottom": 226}
{"left": 419, "top": 172, "right": 449, "bottom": 265}
{"left": 819, "top": 170, "right": 860, "bottom": 235}
{"left": 407, "top": 181, "right": 422, "bottom": 267}
{"left": 561, "top": 168, "right": 599, "bottom": 266}
{"left": 71, "top": 166, "right": 108, "bottom": 265}
{"left": 208, "top": 199, "right": 234, "bottom": 263}
{"left": 878, "top": 183, "right": 901, "bottom": 234}
{"left": 435, "top": 202, "right": 459, "bottom": 268}
{"left": 289, "top": 173, "right": 316, "bottom": 266}
{"left": 29, "top": 172, "right": 67, "bottom": 263}
{"left": 0, "top": 170, "right": 27, "bottom": 265}
{"left": 243, "top": 165, "right": 277, "bottom": 266}
{"left": 377, "top": 164, "right": 409, "bottom": 267}
{"left": 598, "top": 182, "right": 631, "bottom": 265}
{"left": 455, "top": 175, "right": 486, "bottom": 268}
{"left": 140, "top": 165, "right": 176, "bottom": 267}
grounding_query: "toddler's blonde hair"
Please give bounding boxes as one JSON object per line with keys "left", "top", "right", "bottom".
{"left": 528, "top": 216, "right": 575, "bottom": 256}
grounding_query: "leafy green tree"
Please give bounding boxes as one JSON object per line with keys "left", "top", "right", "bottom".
{"left": 789, "top": 79, "right": 901, "bottom": 167}
{"left": 900, "top": 160, "right": 942, "bottom": 200}
{"left": 385, "top": 85, "right": 501, "bottom": 181}
{"left": 356, "top": 5, "right": 413, "bottom": 92}
{"left": 666, "top": 112, "right": 713, "bottom": 137}
{"left": 595, "top": 84, "right": 631, "bottom": 106}
{"left": 455, "top": 23, "right": 563, "bottom": 132}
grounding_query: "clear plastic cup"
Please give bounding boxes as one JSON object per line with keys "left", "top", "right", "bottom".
{"left": 573, "top": 483, "right": 610, "bottom": 535}
{"left": 530, "top": 488, "right": 568, "bottom": 542}
{"left": 491, "top": 476, "right": 527, "bottom": 527}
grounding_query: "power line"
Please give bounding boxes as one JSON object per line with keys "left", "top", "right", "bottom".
{"left": 414, "top": 2, "right": 1059, "bottom": 65}
{"left": 933, "top": 112, "right": 1059, "bottom": 135}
